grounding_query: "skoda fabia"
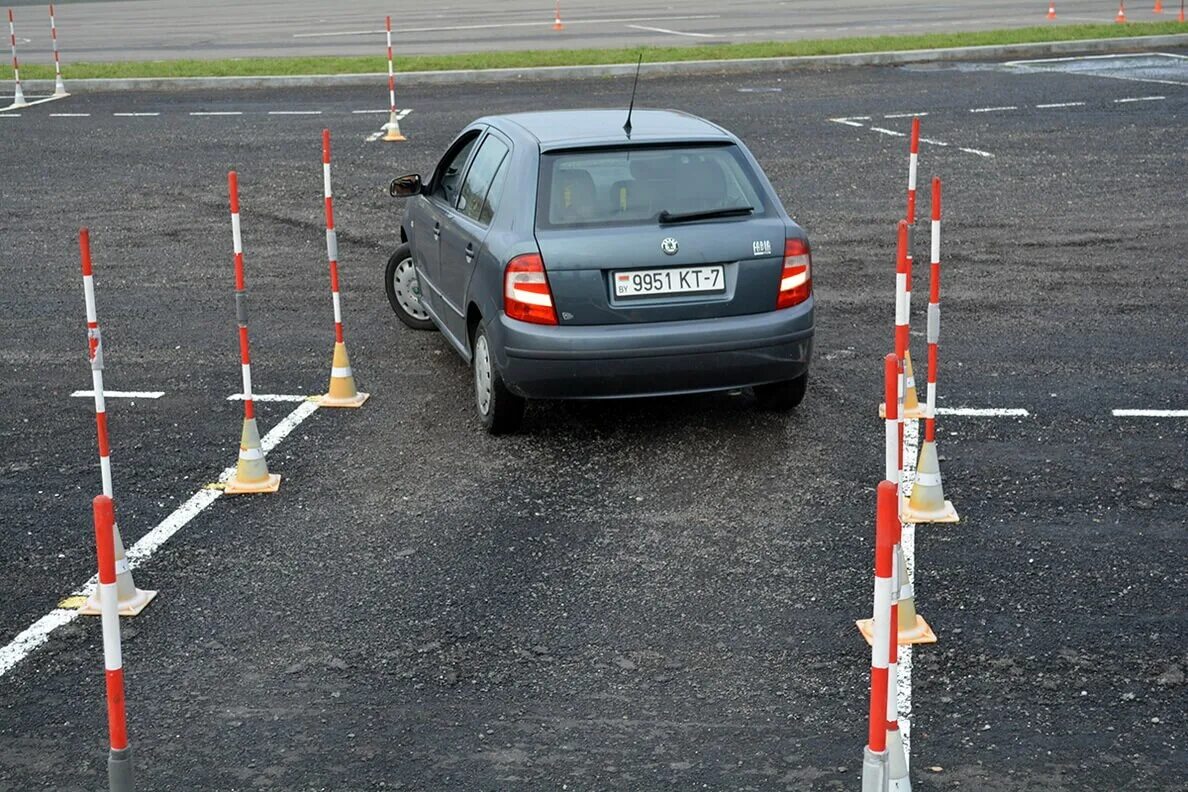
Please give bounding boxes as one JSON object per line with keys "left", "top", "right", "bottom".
{"left": 385, "top": 109, "right": 814, "bottom": 434}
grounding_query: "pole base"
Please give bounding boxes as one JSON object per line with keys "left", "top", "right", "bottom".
{"left": 312, "top": 391, "right": 369, "bottom": 408}
{"left": 108, "top": 746, "right": 135, "bottom": 792}
{"left": 901, "top": 499, "right": 959, "bottom": 524}
{"left": 225, "top": 473, "right": 281, "bottom": 495}
{"left": 78, "top": 587, "right": 158, "bottom": 618}
{"left": 856, "top": 615, "right": 937, "bottom": 646}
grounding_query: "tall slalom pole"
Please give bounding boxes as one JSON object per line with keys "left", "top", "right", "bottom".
{"left": 78, "top": 230, "right": 157, "bottom": 618}
{"left": 894, "top": 220, "right": 910, "bottom": 512}
{"left": 314, "top": 129, "right": 369, "bottom": 408}
{"left": 49, "top": 3, "right": 67, "bottom": 96}
{"left": 900, "top": 117, "right": 924, "bottom": 418}
{"left": 861, "top": 478, "right": 897, "bottom": 792}
{"left": 224, "top": 172, "right": 280, "bottom": 495}
{"left": 382, "top": 15, "right": 407, "bottom": 142}
{"left": 7, "top": 9, "right": 27, "bottom": 108}
{"left": 93, "top": 495, "right": 136, "bottom": 792}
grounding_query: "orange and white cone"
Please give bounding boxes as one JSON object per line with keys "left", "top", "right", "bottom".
{"left": 859, "top": 547, "right": 936, "bottom": 646}
{"left": 1047, "top": 1, "right": 1057, "bottom": 19}
{"left": 227, "top": 416, "right": 280, "bottom": 494}
{"left": 1154, "top": 0, "right": 1163, "bottom": 13}
{"left": 1116, "top": 1, "right": 1128, "bottom": 22}
{"left": 315, "top": 342, "right": 369, "bottom": 407}
{"left": 553, "top": 1, "right": 565, "bottom": 30}
{"left": 878, "top": 349, "right": 922, "bottom": 419}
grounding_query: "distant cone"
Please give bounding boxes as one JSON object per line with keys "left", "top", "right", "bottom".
{"left": 11, "top": 82, "right": 27, "bottom": 108}
{"left": 888, "top": 726, "right": 912, "bottom": 791}
{"left": 78, "top": 521, "right": 157, "bottom": 617}
{"left": 53, "top": 75, "right": 67, "bottom": 97}
{"left": 1047, "top": 1, "right": 1057, "bottom": 19}
{"left": 314, "top": 341, "right": 369, "bottom": 408}
{"left": 1116, "top": 2, "right": 1127, "bottom": 22}
{"left": 1153, "top": 0, "right": 1162, "bottom": 12}
{"left": 225, "top": 416, "right": 280, "bottom": 494}
{"left": 902, "top": 439, "right": 958, "bottom": 523}
{"left": 383, "top": 110, "right": 407, "bottom": 142}
{"left": 553, "top": 2, "right": 565, "bottom": 30}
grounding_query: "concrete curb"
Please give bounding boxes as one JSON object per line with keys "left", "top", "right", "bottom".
{"left": 18, "top": 34, "right": 1188, "bottom": 93}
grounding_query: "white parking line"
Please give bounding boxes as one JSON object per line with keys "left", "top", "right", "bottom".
{"left": 0, "top": 113, "right": 21, "bottom": 117}
{"left": 883, "top": 112, "right": 928, "bottom": 119}
{"left": 0, "top": 399, "right": 320, "bottom": 679}
{"left": 226, "top": 393, "right": 310, "bottom": 402}
{"left": 869, "top": 126, "right": 906, "bottom": 137}
{"left": 1114, "top": 95, "right": 1166, "bottom": 103}
{"left": 919, "top": 137, "right": 949, "bottom": 147}
{"left": 50, "top": 112, "right": 90, "bottom": 117}
{"left": 113, "top": 112, "right": 159, "bottom": 117}
{"left": 71, "top": 390, "right": 164, "bottom": 399}
{"left": 958, "top": 147, "right": 994, "bottom": 158}
{"left": 293, "top": 15, "right": 719, "bottom": 37}
{"left": 352, "top": 109, "right": 389, "bottom": 114}
{"left": 1112, "top": 409, "right": 1188, "bottom": 417}
{"left": 268, "top": 110, "right": 322, "bottom": 115}
{"left": 1036, "top": 102, "right": 1086, "bottom": 108}
{"left": 625, "top": 23, "right": 717, "bottom": 38}
{"left": 969, "top": 106, "right": 1018, "bottom": 113}
{"left": 830, "top": 118, "right": 866, "bottom": 127}
{"left": 190, "top": 111, "right": 244, "bottom": 116}
{"left": 936, "top": 407, "right": 1030, "bottom": 417}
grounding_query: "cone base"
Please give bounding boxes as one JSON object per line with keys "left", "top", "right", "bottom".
{"left": 78, "top": 587, "right": 158, "bottom": 617}
{"left": 313, "top": 390, "right": 370, "bottom": 408}
{"left": 878, "top": 402, "right": 926, "bottom": 420}
{"left": 225, "top": 473, "right": 281, "bottom": 495}
{"left": 382, "top": 124, "right": 407, "bottom": 142}
{"left": 901, "top": 499, "right": 959, "bottom": 524}
{"left": 856, "top": 614, "right": 937, "bottom": 645}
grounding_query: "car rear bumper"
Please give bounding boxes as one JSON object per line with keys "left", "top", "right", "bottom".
{"left": 491, "top": 299, "right": 813, "bottom": 400}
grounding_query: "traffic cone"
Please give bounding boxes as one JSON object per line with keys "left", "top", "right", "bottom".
{"left": 225, "top": 416, "right": 280, "bottom": 494}
{"left": 314, "top": 342, "right": 369, "bottom": 408}
{"left": 383, "top": 110, "right": 407, "bottom": 142}
{"left": 1047, "top": 1, "right": 1057, "bottom": 19}
{"left": 878, "top": 351, "right": 923, "bottom": 419}
{"left": 1154, "top": 0, "right": 1163, "bottom": 12}
{"left": 888, "top": 725, "right": 912, "bottom": 791}
{"left": 11, "top": 81, "right": 27, "bottom": 108}
{"left": 78, "top": 520, "right": 157, "bottom": 617}
{"left": 1180, "top": 1, "right": 1185, "bottom": 21}
{"left": 902, "top": 437, "right": 958, "bottom": 523}
{"left": 1116, "top": 1, "right": 1127, "bottom": 22}
{"left": 858, "top": 550, "right": 936, "bottom": 645}
{"left": 553, "top": 1, "right": 565, "bottom": 30}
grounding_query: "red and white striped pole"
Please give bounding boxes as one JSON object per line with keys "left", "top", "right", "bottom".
{"left": 7, "top": 8, "right": 27, "bottom": 107}
{"left": 225, "top": 172, "right": 280, "bottom": 493}
{"left": 49, "top": 3, "right": 66, "bottom": 96}
{"left": 78, "top": 230, "right": 156, "bottom": 617}
{"left": 906, "top": 117, "right": 920, "bottom": 225}
{"left": 894, "top": 220, "right": 910, "bottom": 505}
{"left": 314, "top": 129, "right": 368, "bottom": 407}
{"left": 92, "top": 495, "right": 135, "bottom": 792}
{"left": 861, "top": 478, "right": 897, "bottom": 791}
{"left": 884, "top": 353, "right": 899, "bottom": 485}
{"left": 925, "top": 178, "right": 942, "bottom": 444}
{"left": 381, "top": 15, "right": 407, "bottom": 142}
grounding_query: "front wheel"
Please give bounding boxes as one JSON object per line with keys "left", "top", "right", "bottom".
{"left": 754, "top": 371, "right": 808, "bottom": 411}
{"left": 472, "top": 324, "right": 525, "bottom": 435}
{"left": 385, "top": 244, "right": 435, "bottom": 331}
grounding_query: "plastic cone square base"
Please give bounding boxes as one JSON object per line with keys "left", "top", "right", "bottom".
{"left": 856, "top": 614, "right": 937, "bottom": 646}
{"left": 225, "top": 473, "right": 281, "bottom": 495}
{"left": 313, "top": 390, "right": 369, "bottom": 408}
{"left": 78, "top": 587, "right": 158, "bottom": 617}
{"left": 878, "top": 401, "right": 926, "bottom": 420}
{"left": 382, "top": 126, "right": 407, "bottom": 142}
{"left": 901, "top": 499, "right": 959, "bottom": 524}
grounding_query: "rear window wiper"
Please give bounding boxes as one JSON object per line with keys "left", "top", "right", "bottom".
{"left": 658, "top": 206, "right": 754, "bottom": 224}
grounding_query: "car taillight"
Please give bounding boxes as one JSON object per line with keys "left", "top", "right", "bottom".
{"left": 504, "top": 253, "right": 558, "bottom": 325}
{"left": 777, "top": 238, "right": 812, "bottom": 309}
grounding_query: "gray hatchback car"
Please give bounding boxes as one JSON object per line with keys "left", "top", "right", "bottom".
{"left": 386, "top": 109, "right": 813, "bottom": 433}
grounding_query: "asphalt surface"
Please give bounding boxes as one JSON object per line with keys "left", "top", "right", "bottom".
{"left": 3, "top": 0, "right": 1170, "bottom": 62}
{"left": 1, "top": 54, "right": 1186, "bottom": 789}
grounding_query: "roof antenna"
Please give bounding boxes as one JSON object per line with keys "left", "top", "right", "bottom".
{"left": 623, "top": 53, "right": 643, "bottom": 138}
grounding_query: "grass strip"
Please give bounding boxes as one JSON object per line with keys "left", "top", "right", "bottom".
{"left": 2, "top": 22, "right": 1184, "bottom": 80}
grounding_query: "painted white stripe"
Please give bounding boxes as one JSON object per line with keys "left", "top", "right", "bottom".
{"left": 895, "top": 273, "right": 908, "bottom": 325}
{"left": 0, "top": 399, "right": 321, "bottom": 679}
{"left": 625, "top": 23, "right": 717, "bottom": 38}
{"left": 0, "top": 113, "right": 21, "bottom": 117}
{"left": 871, "top": 577, "right": 892, "bottom": 669}
{"left": 1114, "top": 95, "right": 1165, "bottom": 103}
{"left": 323, "top": 163, "right": 333, "bottom": 198}
{"left": 936, "top": 407, "right": 1030, "bottom": 417}
{"left": 268, "top": 110, "right": 322, "bottom": 115}
{"left": 969, "top": 106, "right": 1017, "bottom": 113}
{"left": 958, "top": 147, "right": 994, "bottom": 158}
{"left": 293, "top": 15, "right": 720, "bottom": 37}
{"left": 112, "top": 112, "right": 159, "bottom": 117}
{"left": 885, "top": 112, "right": 928, "bottom": 119}
{"left": 99, "top": 454, "right": 113, "bottom": 499}
{"left": 908, "top": 153, "right": 918, "bottom": 190}
{"left": 1112, "top": 409, "right": 1188, "bottom": 417}
{"left": 919, "top": 137, "right": 949, "bottom": 147}
{"left": 332, "top": 291, "right": 342, "bottom": 323}
{"left": 226, "top": 393, "right": 309, "bottom": 402}
{"left": 99, "top": 583, "right": 122, "bottom": 670}
{"left": 240, "top": 363, "right": 252, "bottom": 399}
{"left": 351, "top": 109, "right": 389, "bottom": 114}
{"left": 871, "top": 126, "right": 906, "bottom": 137}
{"left": 931, "top": 220, "right": 940, "bottom": 263}
{"left": 1036, "top": 102, "right": 1085, "bottom": 108}
{"left": 50, "top": 112, "right": 89, "bottom": 117}
{"left": 926, "top": 382, "right": 936, "bottom": 416}
{"left": 190, "top": 111, "right": 243, "bottom": 116}
{"left": 830, "top": 118, "right": 866, "bottom": 127}
{"left": 71, "top": 390, "right": 164, "bottom": 399}
{"left": 885, "top": 419, "right": 897, "bottom": 483}
{"left": 231, "top": 213, "right": 242, "bottom": 255}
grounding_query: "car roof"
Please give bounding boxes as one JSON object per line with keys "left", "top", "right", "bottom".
{"left": 485, "top": 109, "right": 735, "bottom": 151}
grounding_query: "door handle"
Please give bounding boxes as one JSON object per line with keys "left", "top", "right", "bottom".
{"left": 432, "top": 221, "right": 441, "bottom": 240}
{"left": 464, "top": 243, "right": 476, "bottom": 262}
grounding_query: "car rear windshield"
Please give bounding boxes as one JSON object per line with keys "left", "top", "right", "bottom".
{"left": 536, "top": 144, "right": 769, "bottom": 229}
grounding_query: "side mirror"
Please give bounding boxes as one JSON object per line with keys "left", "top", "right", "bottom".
{"left": 389, "top": 174, "right": 423, "bottom": 198}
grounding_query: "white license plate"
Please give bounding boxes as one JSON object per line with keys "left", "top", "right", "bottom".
{"left": 613, "top": 265, "right": 725, "bottom": 298}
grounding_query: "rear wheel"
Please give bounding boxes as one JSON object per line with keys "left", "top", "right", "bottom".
{"left": 385, "top": 244, "right": 435, "bottom": 331}
{"left": 472, "top": 324, "right": 525, "bottom": 435}
{"left": 754, "top": 371, "right": 808, "bottom": 411}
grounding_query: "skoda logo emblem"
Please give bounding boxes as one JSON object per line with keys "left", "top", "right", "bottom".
{"left": 661, "top": 237, "right": 679, "bottom": 255}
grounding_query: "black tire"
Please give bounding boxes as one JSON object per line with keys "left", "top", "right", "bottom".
{"left": 384, "top": 244, "right": 436, "bottom": 331}
{"left": 754, "top": 371, "right": 809, "bottom": 411}
{"left": 472, "top": 323, "right": 525, "bottom": 435}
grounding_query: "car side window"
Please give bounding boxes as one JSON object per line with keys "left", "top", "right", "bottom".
{"left": 479, "top": 154, "right": 511, "bottom": 225}
{"left": 457, "top": 135, "right": 510, "bottom": 224}
{"left": 431, "top": 132, "right": 480, "bottom": 206}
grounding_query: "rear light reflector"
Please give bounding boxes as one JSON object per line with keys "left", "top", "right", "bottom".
{"left": 504, "top": 253, "right": 558, "bottom": 325}
{"left": 777, "top": 238, "right": 812, "bottom": 309}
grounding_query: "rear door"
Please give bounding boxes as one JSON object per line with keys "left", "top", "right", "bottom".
{"left": 533, "top": 144, "right": 788, "bottom": 325}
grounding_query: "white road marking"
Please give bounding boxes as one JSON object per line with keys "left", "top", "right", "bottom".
{"left": 226, "top": 393, "right": 310, "bottom": 402}
{"left": 869, "top": 126, "right": 906, "bottom": 137}
{"left": 293, "top": 15, "right": 720, "bottom": 37}
{"left": 0, "top": 399, "right": 320, "bottom": 679}
{"left": 958, "top": 147, "right": 994, "bottom": 158}
{"left": 51, "top": 112, "right": 90, "bottom": 117}
{"left": 71, "top": 390, "right": 164, "bottom": 399}
{"left": 352, "top": 109, "right": 389, "bottom": 114}
{"left": 1, "top": 94, "right": 68, "bottom": 112}
{"left": 268, "top": 110, "right": 322, "bottom": 115}
{"left": 1036, "top": 101, "right": 1085, "bottom": 108}
{"left": 1114, "top": 95, "right": 1166, "bottom": 103}
{"left": 970, "top": 106, "right": 1018, "bottom": 113}
{"left": 829, "top": 118, "right": 866, "bottom": 127}
{"left": 884, "top": 112, "right": 928, "bottom": 119}
{"left": 936, "top": 407, "right": 1030, "bottom": 417}
{"left": 113, "top": 112, "right": 159, "bottom": 117}
{"left": 1112, "top": 409, "right": 1188, "bottom": 417}
{"left": 0, "top": 113, "right": 20, "bottom": 118}
{"left": 831, "top": 118, "right": 991, "bottom": 157}
{"left": 190, "top": 111, "right": 243, "bottom": 116}
{"left": 625, "top": 23, "right": 717, "bottom": 38}
{"left": 919, "top": 137, "right": 949, "bottom": 146}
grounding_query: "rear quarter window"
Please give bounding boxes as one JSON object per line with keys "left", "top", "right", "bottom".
{"left": 536, "top": 144, "right": 769, "bottom": 229}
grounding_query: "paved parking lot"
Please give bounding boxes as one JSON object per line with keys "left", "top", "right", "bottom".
{"left": 1, "top": 53, "right": 1185, "bottom": 789}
